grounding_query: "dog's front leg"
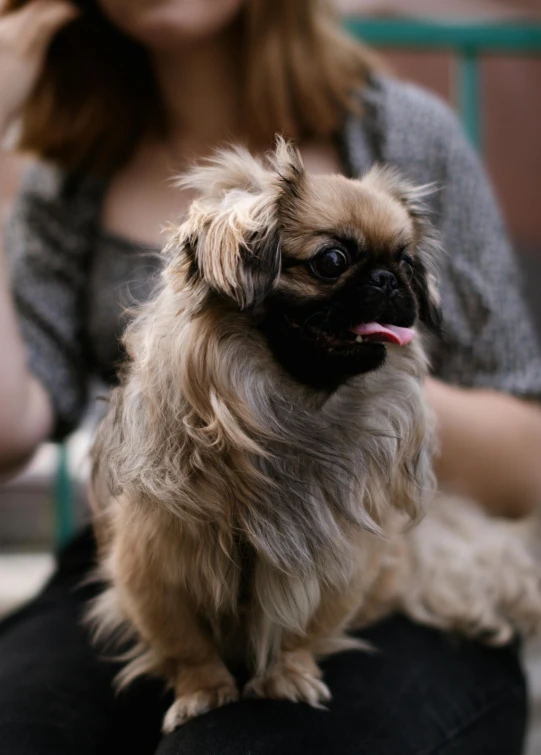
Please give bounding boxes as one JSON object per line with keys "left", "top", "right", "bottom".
{"left": 245, "top": 643, "right": 331, "bottom": 707}
{"left": 246, "top": 570, "right": 364, "bottom": 707}
{"left": 157, "top": 595, "right": 239, "bottom": 733}
{"left": 109, "top": 528, "right": 238, "bottom": 733}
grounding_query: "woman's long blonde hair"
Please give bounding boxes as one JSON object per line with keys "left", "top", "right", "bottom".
{"left": 7, "top": 0, "right": 373, "bottom": 174}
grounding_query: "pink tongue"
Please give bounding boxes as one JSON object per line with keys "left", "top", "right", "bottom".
{"left": 350, "top": 322, "right": 415, "bottom": 346}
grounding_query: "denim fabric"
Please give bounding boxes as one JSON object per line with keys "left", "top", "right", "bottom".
{"left": 0, "top": 528, "right": 527, "bottom": 755}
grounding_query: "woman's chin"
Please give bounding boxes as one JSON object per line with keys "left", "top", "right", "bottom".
{"left": 99, "top": 0, "right": 245, "bottom": 50}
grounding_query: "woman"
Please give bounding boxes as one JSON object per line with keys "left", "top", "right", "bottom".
{"left": 1, "top": 1, "right": 540, "bottom": 753}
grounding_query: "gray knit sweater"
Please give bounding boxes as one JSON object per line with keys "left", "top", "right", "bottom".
{"left": 6, "top": 74, "right": 541, "bottom": 440}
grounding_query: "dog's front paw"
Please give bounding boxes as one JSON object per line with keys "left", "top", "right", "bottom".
{"left": 162, "top": 666, "right": 238, "bottom": 732}
{"left": 245, "top": 649, "right": 331, "bottom": 708}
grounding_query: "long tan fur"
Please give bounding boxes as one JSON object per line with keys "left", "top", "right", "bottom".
{"left": 89, "top": 139, "right": 541, "bottom": 732}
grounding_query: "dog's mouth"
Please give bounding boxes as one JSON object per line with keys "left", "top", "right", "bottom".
{"left": 289, "top": 319, "right": 415, "bottom": 349}
{"left": 350, "top": 322, "right": 415, "bottom": 346}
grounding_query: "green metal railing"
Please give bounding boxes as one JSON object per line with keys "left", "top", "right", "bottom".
{"left": 54, "top": 444, "right": 73, "bottom": 547}
{"left": 53, "top": 17, "right": 541, "bottom": 547}
{"left": 345, "top": 17, "right": 541, "bottom": 149}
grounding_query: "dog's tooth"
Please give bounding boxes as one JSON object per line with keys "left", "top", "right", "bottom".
{"left": 355, "top": 335, "right": 363, "bottom": 343}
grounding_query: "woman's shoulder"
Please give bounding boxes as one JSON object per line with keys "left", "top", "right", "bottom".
{"left": 13, "top": 159, "right": 104, "bottom": 215}
{"left": 7, "top": 160, "right": 105, "bottom": 246}
{"left": 368, "top": 74, "right": 462, "bottom": 132}
{"left": 358, "top": 73, "right": 471, "bottom": 185}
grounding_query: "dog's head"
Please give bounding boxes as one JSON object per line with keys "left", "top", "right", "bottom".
{"left": 167, "top": 138, "right": 442, "bottom": 390}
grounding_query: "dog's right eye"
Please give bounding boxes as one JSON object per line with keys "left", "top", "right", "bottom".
{"left": 309, "top": 249, "right": 350, "bottom": 281}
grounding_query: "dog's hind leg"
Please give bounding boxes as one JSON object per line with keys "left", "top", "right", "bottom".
{"left": 399, "top": 494, "right": 541, "bottom": 643}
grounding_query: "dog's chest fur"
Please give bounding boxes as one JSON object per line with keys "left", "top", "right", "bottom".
{"left": 94, "top": 326, "right": 431, "bottom": 676}
{"left": 176, "top": 344, "right": 430, "bottom": 649}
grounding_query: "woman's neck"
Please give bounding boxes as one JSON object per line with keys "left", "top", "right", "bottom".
{"left": 150, "top": 24, "right": 245, "bottom": 155}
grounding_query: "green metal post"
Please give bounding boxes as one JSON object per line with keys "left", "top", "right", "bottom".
{"left": 344, "top": 17, "right": 541, "bottom": 153}
{"left": 54, "top": 443, "right": 72, "bottom": 548}
{"left": 457, "top": 48, "right": 482, "bottom": 149}
{"left": 344, "top": 18, "right": 541, "bottom": 53}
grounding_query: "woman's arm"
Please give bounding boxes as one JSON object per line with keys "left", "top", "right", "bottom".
{"left": 1, "top": 156, "right": 99, "bottom": 479}
{"left": 426, "top": 376, "right": 541, "bottom": 518}
{"left": 373, "top": 78, "right": 541, "bottom": 519}
{"left": 0, "top": 243, "right": 52, "bottom": 473}
{"left": 0, "top": 1, "right": 80, "bottom": 476}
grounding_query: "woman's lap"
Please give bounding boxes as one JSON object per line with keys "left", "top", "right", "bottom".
{"left": 0, "top": 528, "right": 527, "bottom": 755}
{"left": 160, "top": 619, "right": 526, "bottom": 755}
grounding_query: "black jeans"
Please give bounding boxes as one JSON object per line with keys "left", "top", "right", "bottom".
{"left": 0, "top": 528, "right": 528, "bottom": 755}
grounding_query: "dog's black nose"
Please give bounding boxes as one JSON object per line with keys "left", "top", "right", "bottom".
{"left": 368, "top": 270, "right": 398, "bottom": 292}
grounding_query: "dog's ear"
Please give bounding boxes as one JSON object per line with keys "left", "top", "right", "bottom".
{"left": 169, "top": 139, "right": 305, "bottom": 310}
{"left": 365, "top": 166, "right": 443, "bottom": 335}
{"left": 268, "top": 136, "right": 306, "bottom": 203}
{"left": 183, "top": 189, "right": 281, "bottom": 310}
{"left": 409, "top": 255, "right": 443, "bottom": 336}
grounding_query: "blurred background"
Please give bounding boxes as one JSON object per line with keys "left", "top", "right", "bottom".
{"left": 0, "top": 0, "right": 540, "bottom": 747}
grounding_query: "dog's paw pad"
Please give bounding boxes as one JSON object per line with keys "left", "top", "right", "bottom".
{"left": 162, "top": 682, "right": 239, "bottom": 732}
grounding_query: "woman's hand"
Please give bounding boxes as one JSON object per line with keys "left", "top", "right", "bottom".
{"left": 0, "top": 0, "right": 78, "bottom": 140}
{"left": 425, "top": 375, "right": 541, "bottom": 518}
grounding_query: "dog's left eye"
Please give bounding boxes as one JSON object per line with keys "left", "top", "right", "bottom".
{"left": 309, "top": 249, "right": 350, "bottom": 280}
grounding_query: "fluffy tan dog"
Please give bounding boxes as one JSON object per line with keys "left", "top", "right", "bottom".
{"left": 89, "top": 139, "right": 541, "bottom": 733}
